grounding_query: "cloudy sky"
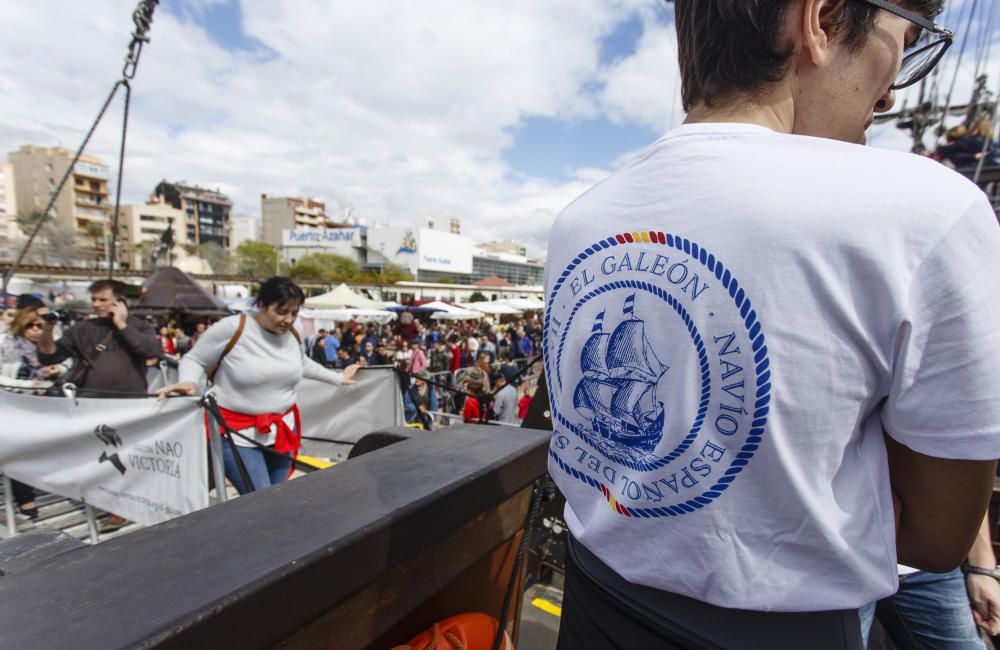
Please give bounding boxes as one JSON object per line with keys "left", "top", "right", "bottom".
{"left": 1, "top": 0, "right": 997, "bottom": 257}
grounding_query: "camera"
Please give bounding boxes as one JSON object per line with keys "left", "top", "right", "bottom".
{"left": 41, "top": 309, "right": 71, "bottom": 323}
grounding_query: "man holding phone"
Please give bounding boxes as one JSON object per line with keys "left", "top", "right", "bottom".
{"left": 38, "top": 279, "right": 159, "bottom": 397}
{"left": 37, "top": 279, "right": 160, "bottom": 532}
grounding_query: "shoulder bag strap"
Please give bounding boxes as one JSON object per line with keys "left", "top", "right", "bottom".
{"left": 65, "top": 330, "right": 116, "bottom": 385}
{"left": 207, "top": 313, "right": 246, "bottom": 383}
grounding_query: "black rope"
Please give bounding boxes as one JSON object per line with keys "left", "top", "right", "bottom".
{"left": 200, "top": 394, "right": 314, "bottom": 475}
{"left": 2, "top": 0, "right": 158, "bottom": 295}
{"left": 491, "top": 478, "right": 549, "bottom": 650}
{"left": 203, "top": 395, "right": 257, "bottom": 494}
{"left": 972, "top": 62, "right": 1000, "bottom": 185}
{"left": 107, "top": 81, "right": 132, "bottom": 278}
{"left": 0, "top": 382, "right": 167, "bottom": 399}
{"left": 2, "top": 82, "right": 124, "bottom": 296}
{"left": 936, "top": 0, "right": 979, "bottom": 145}
{"left": 395, "top": 355, "right": 541, "bottom": 425}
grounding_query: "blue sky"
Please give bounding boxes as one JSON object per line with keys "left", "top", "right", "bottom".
{"left": 173, "top": 0, "right": 665, "bottom": 185}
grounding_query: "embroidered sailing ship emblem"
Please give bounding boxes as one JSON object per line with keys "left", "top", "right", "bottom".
{"left": 573, "top": 295, "right": 668, "bottom": 453}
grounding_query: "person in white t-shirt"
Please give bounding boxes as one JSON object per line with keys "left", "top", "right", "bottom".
{"left": 157, "top": 277, "right": 358, "bottom": 494}
{"left": 544, "top": 1, "right": 1000, "bottom": 648}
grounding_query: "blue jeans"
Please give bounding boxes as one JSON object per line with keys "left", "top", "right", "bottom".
{"left": 221, "top": 443, "right": 293, "bottom": 495}
{"left": 860, "top": 569, "right": 984, "bottom": 649}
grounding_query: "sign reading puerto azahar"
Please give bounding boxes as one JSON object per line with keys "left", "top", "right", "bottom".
{"left": 544, "top": 231, "right": 771, "bottom": 517}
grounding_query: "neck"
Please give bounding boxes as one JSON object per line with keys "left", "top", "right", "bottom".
{"left": 253, "top": 313, "right": 280, "bottom": 335}
{"left": 684, "top": 87, "right": 794, "bottom": 134}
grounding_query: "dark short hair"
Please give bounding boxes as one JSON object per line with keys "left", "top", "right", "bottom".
{"left": 89, "top": 279, "right": 127, "bottom": 299}
{"left": 256, "top": 276, "right": 305, "bottom": 309}
{"left": 674, "top": 0, "right": 943, "bottom": 111}
{"left": 15, "top": 294, "right": 45, "bottom": 310}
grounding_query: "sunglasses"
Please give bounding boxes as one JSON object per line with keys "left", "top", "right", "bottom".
{"left": 26, "top": 322, "right": 45, "bottom": 330}
{"left": 853, "top": 0, "right": 954, "bottom": 90}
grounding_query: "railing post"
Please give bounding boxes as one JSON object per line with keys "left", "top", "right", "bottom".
{"left": 83, "top": 501, "right": 99, "bottom": 544}
{"left": 206, "top": 407, "right": 228, "bottom": 504}
{"left": 2, "top": 475, "right": 17, "bottom": 539}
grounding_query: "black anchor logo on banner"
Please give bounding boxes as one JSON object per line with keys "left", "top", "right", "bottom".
{"left": 95, "top": 424, "right": 126, "bottom": 476}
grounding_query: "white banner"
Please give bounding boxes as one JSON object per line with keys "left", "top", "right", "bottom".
{"left": 0, "top": 391, "right": 207, "bottom": 526}
{"left": 417, "top": 227, "right": 473, "bottom": 274}
{"left": 297, "top": 367, "right": 404, "bottom": 461}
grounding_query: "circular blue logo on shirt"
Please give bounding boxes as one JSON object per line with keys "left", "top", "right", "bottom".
{"left": 543, "top": 231, "right": 771, "bottom": 517}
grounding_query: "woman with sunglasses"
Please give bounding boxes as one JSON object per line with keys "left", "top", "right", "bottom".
{"left": 0, "top": 308, "right": 62, "bottom": 520}
{"left": 1, "top": 309, "right": 62, "bottom": 383}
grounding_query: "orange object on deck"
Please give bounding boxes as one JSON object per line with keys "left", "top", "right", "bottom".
{"left": 392, "top": 612, "right": 513, "bottom": 650}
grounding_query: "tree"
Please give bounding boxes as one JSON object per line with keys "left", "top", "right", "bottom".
{"left": 41, "top": 223, "right": 79, "bottom": 267}
{"left": 14, "top": 210, "right": 77, "bottom": 266}
{"left": 200, "top": 241, "right": 233, "bottom": 274}
{"left": 83, "top": 223, "right": 106, "bottom": 263}
{"left": 287, "top": 253, "right": 360, "bottom": 282}
{"left": 234, "top": 240, "right": 279, "bottom": 279}
{"left": 287, "top": 256, "right": 329, "bottom": 281}
{"left": 381, "top": 264, "right": 413, "bottom": 283}
{"left": 134, "top": 240, "right": 156, "bottom": 270}
{"left": 357, "top": 263, "right": 414, "bottom": 284}
{"left": 467, "top": 291, "right": 488, "bottom": 303}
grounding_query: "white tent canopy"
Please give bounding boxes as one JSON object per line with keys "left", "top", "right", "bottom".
{"left": 426, "top": 302, "right": 484, "bottom": 320}
{"left": 418, "top": 300, "right": 464, "bottom": 313}
{"left": 457, "top": 301, "right": 522, "bottom": 315}
{"left": 304, "top": 283, "right": 382, "bottom": 310}
{"left": 300, "top": 308, "right": 397, "bottom": 326}
{"left": 430, "top": 309, "right": 484, "bottom": 321}
{"left": 501, "top": 297, "right": 544, "bottom": 311}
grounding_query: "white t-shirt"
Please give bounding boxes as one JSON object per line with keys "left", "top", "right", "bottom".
{"left": 179, "top": 314, "right": 345, "bottom": 447}
{"left": 543, "top": 123, "right": 1000, "bottom": 612}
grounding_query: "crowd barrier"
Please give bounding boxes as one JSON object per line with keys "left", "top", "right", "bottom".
{"left": 0, "top": 367, "right": 403, "bottom": 540}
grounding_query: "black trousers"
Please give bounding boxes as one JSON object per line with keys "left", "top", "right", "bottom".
{"left": 11, "top": 480, "right": 36, "bottom": 506}
{"left": 557, "top": 536, "right": 864, "bottom": 650}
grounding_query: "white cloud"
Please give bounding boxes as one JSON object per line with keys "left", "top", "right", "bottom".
{"left": 2, "top": 0, "right": 995, "bottom": 262}
{"left": 0, "top": 0, "right": 653, "bottom": 259}
{"left": 599, "top": 5, "right": 683, "bottom": 133}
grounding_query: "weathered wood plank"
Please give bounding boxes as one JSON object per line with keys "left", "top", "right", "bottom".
{"left": 0, "top": 424, "right": 550, "bottom": 649}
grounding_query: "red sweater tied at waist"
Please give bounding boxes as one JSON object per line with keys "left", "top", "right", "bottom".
{"left": 216, "top": 404, "right": 302, "bottom": 455}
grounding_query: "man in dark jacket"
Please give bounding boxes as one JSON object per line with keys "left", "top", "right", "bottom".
{"left": 37, "top": 279, "right": 160, "bottom": 533}
{"left": 38, "top": 279, "right": 159, "bottom": 396}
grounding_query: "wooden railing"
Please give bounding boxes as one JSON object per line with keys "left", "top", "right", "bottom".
{"left": 0, "top": 423, "right": 551, "bottom": 649}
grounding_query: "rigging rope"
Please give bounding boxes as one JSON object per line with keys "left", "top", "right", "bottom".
{"left": 972, "top": 61, "right": 1000, "bottom": 185}
{"left": 936, "top": 0, "right": 980, "bottom": 146}
{"left": 1, "top": 0, "right": 159, "bottom": 296}
{"left": 108, "top": 82, "right": 132, "bottom": 277}
{"left": 971, "top": 0, "right": 997, "bottom": 84}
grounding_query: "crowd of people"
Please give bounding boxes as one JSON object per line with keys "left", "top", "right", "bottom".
{"left": 300, "top": 309, "right": 541, "bottom": 429}
{"left": 0, "top": 277, "right": 540, "bottom": 529}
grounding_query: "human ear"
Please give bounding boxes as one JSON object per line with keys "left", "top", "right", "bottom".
{"left": 801, "top": 0, "right": 848, "bottom": 66}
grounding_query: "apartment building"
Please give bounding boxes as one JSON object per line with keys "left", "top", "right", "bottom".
{"left": 8, "top": 145, "right": 112, "bottom": 260}
{"left": 261, "top": 195, "right": 340, "bottom": 247}
{"left": 229, "top": 213, "right": 260, "bottom": 249}
{"left": 152, "top": 181, "right": 232, "bottom": 252}
{"left": 120, "top": 200, "right": 187, "bottom": 270}
{"left": 0, "top": 162, "right": 18, "bottom": 262}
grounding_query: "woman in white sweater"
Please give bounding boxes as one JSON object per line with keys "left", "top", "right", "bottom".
{"left": 157, "top": 277, "right": 358, "bottom": 494}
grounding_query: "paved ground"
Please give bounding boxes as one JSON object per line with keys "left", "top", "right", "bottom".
{"left": 518, "top": 573, "right": 564, "bottom": 650}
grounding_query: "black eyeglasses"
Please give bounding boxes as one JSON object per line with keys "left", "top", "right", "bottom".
{"left": 853, "top": 0, "right": 954, "bottom": 90}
